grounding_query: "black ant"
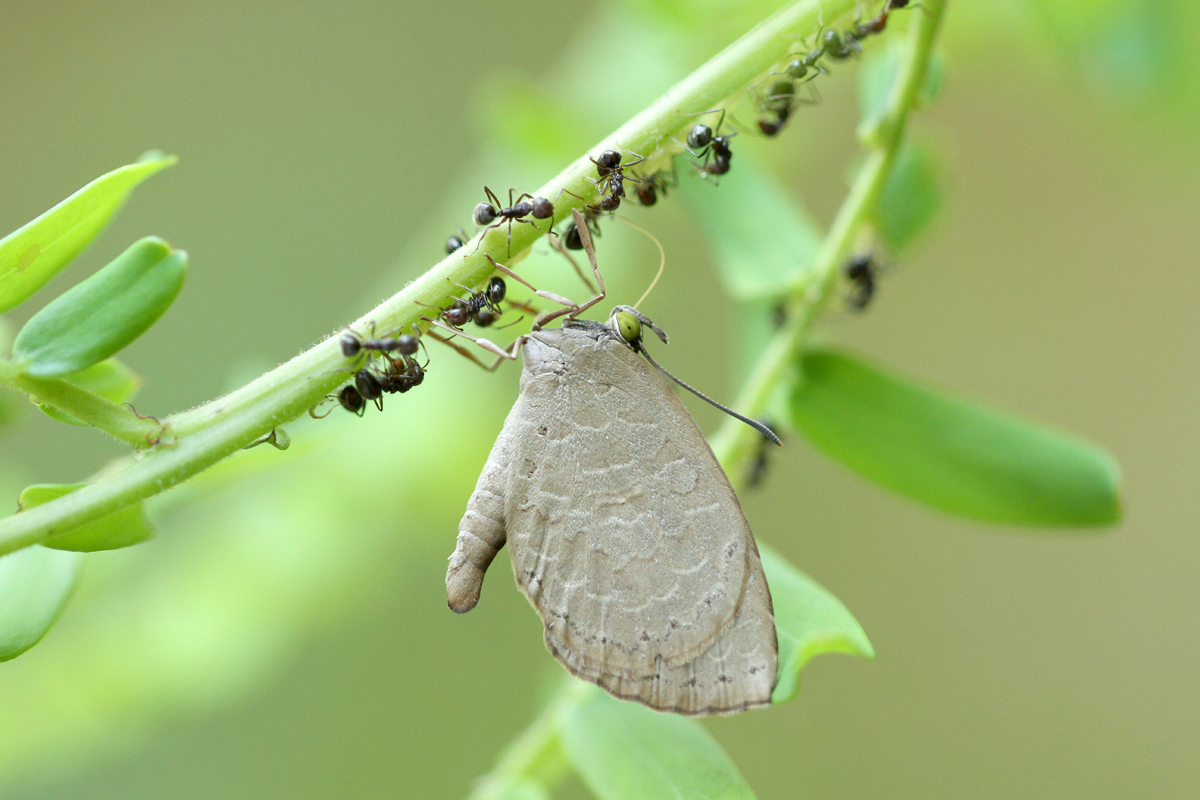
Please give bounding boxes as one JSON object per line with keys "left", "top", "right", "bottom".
{"left": 377, "top": 351, "right": 427, "bottom": 395}
{"left": 419, "top": 275, "right": 521, "bottom": 331}
{"left": 590, "top": 149, "right": 645, "bottom": 211}
{"left": 758, "top": 78, "right": 816, "bottom": 137}
{"left": 850, "top": 0, "right": 915, "bottom": 40}
{"left": 472, "top": 186, "right": 556, "bottom": 255}
{"left": 308, "top": 384, "right": 368, "bottom": 418}
{"left": 684, "top": 111, "right": 736, "bottom": 176}
{"left": 562, "top": 208, "right": 602, "bottom": 251}
{"left": 447, "top": 276, "right": 507, "bottom": 328}
{"left": 633, "top": 167, "right": 677, "bottom": 207}
{"left": 340, "top": 328, "right": 421, "bottom": 360}
{"left": 844, "top": 252, "right": 879, "bottom": 310}
{"left": 444, "top": 225, "right": 469, "bottom": 255}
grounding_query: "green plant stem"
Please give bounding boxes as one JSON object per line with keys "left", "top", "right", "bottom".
{"left": 467, "top": 678, "right": 590, "bottom": 800}
{"left": 0, "top": 361, "right": 163, "bottom": 447}
{"left": 711, "top": 0, "right": 945, "bottom": 480}
{"left": 469, "top": 5, "right": 946, "bottom": 794}
{"left": 0, "top": 0, "right": 856, "bottom": 557}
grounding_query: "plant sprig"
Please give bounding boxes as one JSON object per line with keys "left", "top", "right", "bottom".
{"left": 465, "top": 2, "right": 946, "bottom": 796}
{"left": 0, "top": 0, "right": 859, "bottom": 558}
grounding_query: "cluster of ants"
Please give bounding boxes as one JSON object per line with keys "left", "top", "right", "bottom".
{"left": 313, "top": 1, "right": 904, "bottom": 419}
{"left": 755, "top": 0, "right": 914, "bottom": 136}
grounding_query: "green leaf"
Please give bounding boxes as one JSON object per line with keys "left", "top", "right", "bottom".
{"left": 858, "top": 42, "right": 903, "bottom": 134}
{"left": 680, "top": 157, "right": 823, "bottom": 300}
{"left": 20, "top": 484, "right": 154, "bottom": 552}
{"left": 12, "top": 237, "right": 187, "bottom": 377}
{"left": 859, "top": 45, "right": 944, "bottom": 137}
{"left": 760, "top": 543, "right": 873, "bottom": 704}
{"left": 37, "top": 358, "right": 143, "bottom": 426}
{"left": 0, "top": 153, "right": 177, "bottom": 313}
{"left": 877, "top": 139, "right": 941, "bottom": 253}
{"left": 0, "top": 545, "right": 82, "bottom": 661}
{"left": 790, "top": 349, "right": 1122, "bottom": 527}
{"left": 560, "top": 686, "right": 757, "bottom": 800}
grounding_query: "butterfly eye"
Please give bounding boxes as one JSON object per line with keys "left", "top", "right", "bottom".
{"left": 615, "top": 310, "right": 641, "bottom": 345}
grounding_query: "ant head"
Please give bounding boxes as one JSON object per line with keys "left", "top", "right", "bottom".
{"left": 597, "top": 194, "right": 621, "bottom": 212}
{"left": 529, "top": 197, "right": 554, "bottom": 219}
{"left": 593, "top": 150, "right": 622, "bottom": 176}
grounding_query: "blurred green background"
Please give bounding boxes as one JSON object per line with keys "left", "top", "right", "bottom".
{"left": 1, "top": 0, "right": 1197, "bottom": 797}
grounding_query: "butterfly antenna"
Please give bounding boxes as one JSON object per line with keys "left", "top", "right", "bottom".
{"left": 616, "top": 216, "right": 666, "bottom": 310}
{"left": 637, "top": 343, "right": 782, "bottom": 446}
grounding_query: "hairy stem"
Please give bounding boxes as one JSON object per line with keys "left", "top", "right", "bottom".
{"left": 0, "top": 0, "right": 856, "bottom": 557}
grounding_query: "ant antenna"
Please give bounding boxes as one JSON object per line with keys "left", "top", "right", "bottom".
{"left": 614, "top": 216, "right": 666, "bottom": 310}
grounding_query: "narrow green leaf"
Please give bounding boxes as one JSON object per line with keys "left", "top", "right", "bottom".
{"left": 858, "top": 42, "right": 903, "bottom": 135}
{"left": 680, "top": 157, "right": 823, "bottom": 300}
{"left": 790, "top": 349, "right": 1122, "bottom": 526}
{"left": 859, "top": 45, "right": 944, "bottom": 137}
{"left": 560, "top": 686, "right": 757, "bottom": 800}
{"left": 918, "top": 49, "right": 945, "bottom": 107}
{"left": 877, "top": 139, "right": 941, "bottom": 253}
{"left": 12, "top": 237, "right": 187, "bottom": 377}
{"left": 20, "top": 484, "right": 154, "bottom": 552}
{"left": 760, "top": 543, "right": 873, "bottom": 704}
{"left": 0, "top": 545, "right": 82, "bottom": 661}
{"left": 37, "top": 357, "right": 143, "bottom": 426}
{"left": 0, "top": 153, "right": 177, "bottom": 313}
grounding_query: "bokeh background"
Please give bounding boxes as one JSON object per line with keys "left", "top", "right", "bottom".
{"left": 1, "top": 0, "right": 1197, "bottom": 797}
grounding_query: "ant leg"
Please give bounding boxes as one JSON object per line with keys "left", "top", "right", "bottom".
{"left": 308, "top": 396, "right": 337, "bottom": 419}
{"left": 468, "top": 221, "right": 501, "bottom": 256}
{"left": 447, "top": 279, "right": 484, "bottom": 300}
{"left": 506, "top": 299, "right": 540, "bottom": 315}
{"left": 483, "top": 185, "right": 502, "bottom": 209}
{"left": 493, "top": 315, "right": 525, "bottom": 330}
